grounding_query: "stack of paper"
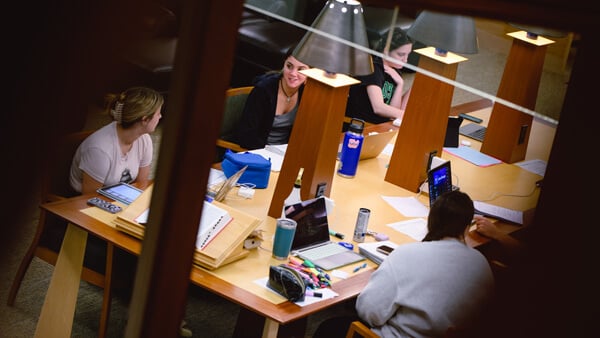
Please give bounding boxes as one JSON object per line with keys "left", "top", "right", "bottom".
{"left": 113, "top": 185, "right": 154, "bottom": 238}
{"left": 474, "top": 201, "right": 535, "bottom": 226}
{"left": 357, "top": 240, "right": 399, "bottom": 265}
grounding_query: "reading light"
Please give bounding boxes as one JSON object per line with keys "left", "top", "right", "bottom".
{"left": 509, "top": 22, "right": 568, "bottom": 40}
{"left": 407, "top": 10, "right": 478, "bottom": 56}
{"left": 292, "top": 0, "right": 373, "bottom": 77}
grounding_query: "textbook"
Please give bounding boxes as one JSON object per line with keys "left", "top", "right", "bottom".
{"left": 357, "top": 240, "right": 399, "bottom": 265}
{"left": 196, "top": 201, "right": 233, "bottom": 250}
{"left": 113, "top": 183, "right": 262, "bottom": 270}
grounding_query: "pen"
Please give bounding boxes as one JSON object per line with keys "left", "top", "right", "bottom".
{"left": 329, "top": 229, "right": 345, "bottom": 239}
{"left": 353, "top": 263, "right": 367, "bottom": 273}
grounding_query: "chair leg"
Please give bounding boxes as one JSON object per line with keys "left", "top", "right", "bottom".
{"left": 7, "top": 211, "right": 49, "bottom": 306}
{"left": 98, "top": 243, "right": 114, "bottom": 338}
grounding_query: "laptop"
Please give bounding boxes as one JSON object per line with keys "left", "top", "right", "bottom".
{"left": 284, "top": 197, "right": 365, "bottom": 270}
{"left": 206, "top": 165, "right": 247, "bottom": 202}
{"left": 337, "top": 129, "right": 397, "bottom": 161}
{"left": 459, "top": 123, "right": 487, "bottom": 142}
{"left": 359, "top": 130, "right": 397, "bottom": 160}
{"left": 427, "top": 160, "right": 459, "bottom": 206}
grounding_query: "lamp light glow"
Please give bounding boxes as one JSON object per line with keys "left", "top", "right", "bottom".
{"left": 292, "top": 0, "right": 373, "bottom": 77}
{"left": 407, "top": 10, "right": 478, "bottom": 56}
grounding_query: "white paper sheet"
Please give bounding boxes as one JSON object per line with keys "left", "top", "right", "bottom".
{"left": 248, "top": 144, "right": 287, "bottom": 172}
{"left": 254, "top": 277, "right": 338, "bottom": 307}
{"left": 381, "top": 196, "right": 429, "bottom": 217}
{"left": 515, "top": 159, "right": 547, "bottom": 176}
{"left": 387, "top": 218, "right": 428, "bottom": 241}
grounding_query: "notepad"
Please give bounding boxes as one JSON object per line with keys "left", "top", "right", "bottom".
{"left": 196, "top": 201, "right": 233, "bottom": 250}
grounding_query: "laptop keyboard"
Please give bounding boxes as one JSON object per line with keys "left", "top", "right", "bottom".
{"left": 459, "top": 123, "right": 487, "bottom": 142}
{"left": 298, "top": 243, "right": 347, "bottom": 261}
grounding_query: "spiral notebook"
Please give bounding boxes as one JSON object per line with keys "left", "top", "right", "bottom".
{"left": 196, "top": 201, "right": 233, "bottom": 250}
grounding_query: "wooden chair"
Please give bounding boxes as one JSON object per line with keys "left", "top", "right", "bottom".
{"left": 215, "top": 86, "right": 252, "bottom": 161}
{"left": 346, "top": 321, "right": 379, "bottom": 338}
{"left": 7, "top": 130, "right": 119, "bottom": 337}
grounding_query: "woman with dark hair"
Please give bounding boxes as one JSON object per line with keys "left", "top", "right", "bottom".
{"left": 345, "top": 27, "right": 414, "bottom": 124}
{"left": 313, "top": 190, "right": 494, "bottom": 338}
{"left": 233, "top": 46, "right": 310, "bottom": 150}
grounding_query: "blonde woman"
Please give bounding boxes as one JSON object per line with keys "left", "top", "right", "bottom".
{"left": 70, "top": 86, "right": 163, "bottom": 194}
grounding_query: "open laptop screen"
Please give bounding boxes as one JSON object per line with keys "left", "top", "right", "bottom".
{"left": 284, "top": 197, "right": 329, "bottom": 250}
{"left": 427, "top": 161, "right": 454, "bottom": 206}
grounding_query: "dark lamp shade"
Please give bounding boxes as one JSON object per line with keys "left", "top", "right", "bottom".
{"left": 407, "top": 10, "right": 478, "bottom": 55}
{"left": 293, "top": 0, "right": 374, "bottom": 76}
{"left": 509, "top": 22, "right": 568, "bottom": 39}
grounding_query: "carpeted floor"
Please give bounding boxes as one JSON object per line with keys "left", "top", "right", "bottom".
{"left": 0, "top": 19, "right": 573, "bottom": 337}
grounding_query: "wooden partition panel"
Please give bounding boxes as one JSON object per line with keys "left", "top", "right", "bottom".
{"left": 481, "top": 31, "right": 553, "bottom": 163}
{"left": 385, "top": 47, "right": 465, "bottom": 192}
{"left": 267, "top": 69, "right": 358, "bottom": 218}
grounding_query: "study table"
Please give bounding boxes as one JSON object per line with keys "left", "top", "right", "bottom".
{"left": 36, "top": 103, "right": 553, "bottom": 337}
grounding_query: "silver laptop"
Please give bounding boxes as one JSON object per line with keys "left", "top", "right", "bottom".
{"left": 284, "top": 197, "right": 365, "bottom": 270}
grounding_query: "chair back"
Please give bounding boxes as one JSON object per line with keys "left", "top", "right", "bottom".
{"left": 42, "top": 130, "right": 94, "bottom": 200}
{"left": 346, "top": 321, "right": 379, "bottom": 338}
{"left": 220, "top": 86, "right": 253, "bottom": 142}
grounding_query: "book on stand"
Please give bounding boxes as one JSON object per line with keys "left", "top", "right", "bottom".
{"left": 196, "top": 200, "right": 233, "bottom": 250}
{"left": 113, "top": 183, "right": 262, "bottom": 270}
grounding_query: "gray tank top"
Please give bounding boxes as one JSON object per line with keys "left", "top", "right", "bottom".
{"left": 267, "top": 105, "right": 298, "bottom": 145}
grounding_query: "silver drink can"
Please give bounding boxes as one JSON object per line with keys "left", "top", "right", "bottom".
{"left": 353, "top": 208, "right": 370, "bottom": 243}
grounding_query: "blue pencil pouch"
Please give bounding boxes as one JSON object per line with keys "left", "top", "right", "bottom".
{"left": 221, "top": 149, "right": 271, "bottom": 189}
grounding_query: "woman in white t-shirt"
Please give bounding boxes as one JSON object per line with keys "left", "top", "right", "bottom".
{"left": 70, "top": 86, "right": 163, "bottom": 194}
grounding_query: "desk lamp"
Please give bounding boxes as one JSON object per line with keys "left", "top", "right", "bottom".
{"left": 480, "top": 24, "right": 563, "bottom": 163}
{"left": 267, "top": 0, "right": 373, "bottom": 218}
{"left": 385, "top": 10, "right": 478, "bottom": 192}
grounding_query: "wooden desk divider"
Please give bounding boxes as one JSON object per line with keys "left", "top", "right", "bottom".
{"left": 481, "top": 31, "right": 554, "bottom": 163}
{"left": 113, "top": 184, "right": 261, "bottom": 270}
{"left": 385, "top": 47, "right": 468, "bottom": 192}
{"left": 267, "top": 68, "right": 359, "bottom": 218}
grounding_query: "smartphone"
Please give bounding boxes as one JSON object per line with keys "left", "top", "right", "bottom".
{"left": 376, "top": 245, "right": 394, "bottom": 256}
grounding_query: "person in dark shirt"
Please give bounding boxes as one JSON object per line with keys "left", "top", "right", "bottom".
{"left": 346, "top": 28, "right": 413, "bottom": 124}
{"left": 233, "top": 46, "right": 310, "bottom": 150}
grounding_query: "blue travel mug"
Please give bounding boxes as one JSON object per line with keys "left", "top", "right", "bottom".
{"left": 272, "top": 218, "right": 297, "bottom": 260}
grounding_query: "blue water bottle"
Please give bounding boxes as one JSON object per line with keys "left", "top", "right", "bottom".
{"left": 338, "top": 118, "right": 365, "bottom": 178}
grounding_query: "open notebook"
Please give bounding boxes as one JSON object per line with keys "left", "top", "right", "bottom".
{"left": 284, "top": 197, "right": 365, "bottom": 270}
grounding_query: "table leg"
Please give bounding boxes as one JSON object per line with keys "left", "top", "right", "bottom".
{"left": 262, "top": 318, "right": 280, "bottom": 338}
{"left": 234, "top": 307, "right": 307, "bottom": 338}
{"left": 98, "top": 243, "right": 115, "bottom": 338}
{"left": 34, "top": 223, "right": 88, "bottom": 337}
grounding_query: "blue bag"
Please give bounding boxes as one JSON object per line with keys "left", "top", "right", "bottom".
{"left": 221, "top": 149, "right": 271, "bottom": 189}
